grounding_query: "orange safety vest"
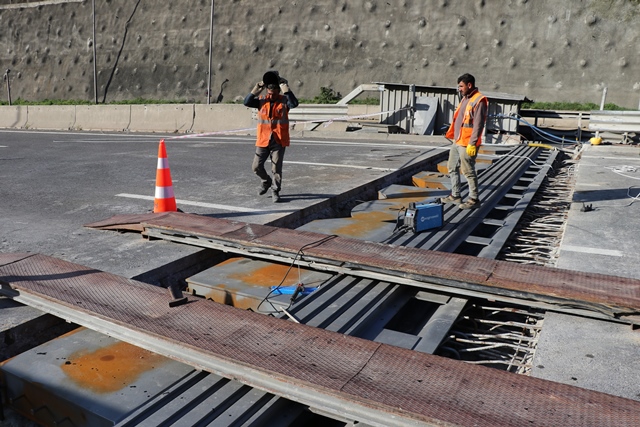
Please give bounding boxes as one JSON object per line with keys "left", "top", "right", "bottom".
{"left": 256, "top": 93, "right": 291, "bottom": 147}
{"left": 446, "top": 90, "right": 488, "bottom": 147}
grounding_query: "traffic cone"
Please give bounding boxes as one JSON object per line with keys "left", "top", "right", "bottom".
{"left": 154, "top": 139, "right": 178, "bottom": 213}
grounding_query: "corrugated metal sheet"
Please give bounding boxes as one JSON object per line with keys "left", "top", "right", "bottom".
{"left": 374, "top": 82, "right": 525, "bottom": 135}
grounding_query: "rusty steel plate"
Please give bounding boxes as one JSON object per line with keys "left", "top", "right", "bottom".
{"left": 133, "top": 213, "right": 640, "bottom": 315}
{"left": 83, "top": 212, "right": 173, "bottom": 231}
{"left": 2, "top": 253, "right": 640, "bottom": 427}
{"left": 143, "top": 212, "right": 248, "bottom": 238}
{"left": 489, "top": 262, "right": 640, "bottom": 311}
{"left": 0, "top": 253, "right": 34, "bottom": 268}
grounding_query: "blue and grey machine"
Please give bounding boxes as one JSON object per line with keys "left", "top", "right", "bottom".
{"left": 402, "top": 200, "right": 444, "bottom": 233}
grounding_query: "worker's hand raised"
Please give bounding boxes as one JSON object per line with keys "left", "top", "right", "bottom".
{"left": 279, "top": 77, "right": 290, "bottom": 93}
{"left": 466, "top": 144, "right": 477, "bottom": 157}
{"left": 251, "top": 82, "right": 264, "bottom": 95}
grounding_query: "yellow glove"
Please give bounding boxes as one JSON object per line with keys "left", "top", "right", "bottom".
{"left": 466, "top": 144, "right": 477, "bottom": 157}
{"left": 279, "top": 83, "right": 290, "bottom": 93}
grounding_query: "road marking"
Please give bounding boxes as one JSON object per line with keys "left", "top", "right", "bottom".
{"left": 284, "top": 161, "right": 396, "bottom": 171}
{"left": 582, "top": 156, "right": 640, "bottom": 161}
{"left": 116, "top": 193, "right": 264, "bottom": 213}
{"left": 561, "top": 244, "right": 624, "bottom": 257}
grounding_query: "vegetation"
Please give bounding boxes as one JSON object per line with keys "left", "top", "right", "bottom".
{"left": 298, "top": 87, "right": 343, "bottom": 104}
{"left": 521, "top": 101, "right": 629, "bottom": 111}
{"left": 0, "top": 94, "right": 626, "bottom": 110}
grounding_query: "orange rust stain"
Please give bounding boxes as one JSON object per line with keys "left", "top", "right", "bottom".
{"left": 333, "top": 213, "right": 392, "bottom": 238}
{"left": 203, "top": 288, "right": 261, "bottom": 311}
{"left": 352, "top": 209, "right": 397, "bottom": 222}
{"left": 228, "top": 263, "right": 302, "bottom": 288}
{"left": 217, "top": 256, "right": 245, "bottom": 266}
{"left": 399, "top": 187, "right": 430, "bottom": 196}
{"left": 412, "top": 175, "right": 429, "bottom": 188}
{"left": 414, "top": 171, "right": 449, "bottom": 189}
{"left": 61, "top": 341, "right": 168, "bottom": 394}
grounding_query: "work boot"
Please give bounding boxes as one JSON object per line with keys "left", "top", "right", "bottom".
{"left": 441, "top": 194, "right": 462, "bottom": 204}
{"left": 271, "top": 188, "right": 281, "bottom": 203}
{"left": 459, "top": 198, "right": 480, "bottom": 210}
{"left": 258, "top": 179, "right": 272, "bottom": 195}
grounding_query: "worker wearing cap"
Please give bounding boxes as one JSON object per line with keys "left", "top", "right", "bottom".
{"left": 441, "top": 73, "right": 488, "bottom": 210}
{"left": 244, "top": 71, "right": 299, "bottom": 203}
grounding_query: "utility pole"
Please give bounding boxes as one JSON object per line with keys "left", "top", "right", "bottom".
{"left": 207, "top": 0, "right": 214, "bottom": 104}
{"left": 92, "top": 0, "right": 98, "bottom": 104}
{"left": 4, "top": 69, "right": 11, "bottom": 106}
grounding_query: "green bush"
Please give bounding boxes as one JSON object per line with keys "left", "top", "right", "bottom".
{"left": 521, "top": 101, "right": 628, "bottom": 111}
{"left": 299, "top": 87, "right": 342, "bottom": 104}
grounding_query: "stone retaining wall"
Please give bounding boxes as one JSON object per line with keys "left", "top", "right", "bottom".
{"left": 0, "top": 0, "right": 638, "bottom": 108}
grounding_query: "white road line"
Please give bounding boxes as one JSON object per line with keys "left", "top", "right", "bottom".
{"left": 561, "top": 244, "right": 624, "bottom": 257}
{"left": 291, "top": 139, "right": 450, "bottom": 150}
{"left": 284, "top": 161, "right": 396, "bottom": 171}
{"left": 581, "top": 156, "right": 640, "bottom": 161}
{"left": 116, "top": 193, "right": 264, "bottom": 213}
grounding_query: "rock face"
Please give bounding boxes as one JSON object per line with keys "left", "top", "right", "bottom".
{"left": 0, "top": 0, "right": 638, "bottom": 107}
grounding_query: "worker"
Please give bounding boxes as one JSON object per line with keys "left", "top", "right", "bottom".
{"left": 244, "top": 70, "right": 299, "bottom": 203}
{"left": 441, "top": 73, "right": 488, "bottom": 210}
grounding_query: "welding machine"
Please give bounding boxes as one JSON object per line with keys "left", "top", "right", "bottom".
{"left": 402, "top": 200, "right": 443, "bottom": 233}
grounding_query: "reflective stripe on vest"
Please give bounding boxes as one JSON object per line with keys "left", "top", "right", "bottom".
{"left": 256, "top": 95, "right": 290, "bottom": 147}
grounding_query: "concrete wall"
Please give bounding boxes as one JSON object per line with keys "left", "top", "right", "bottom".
{"left": 0, "top": 0, "right": 639, "bottom": 108}
{"left": 0, "top": 103, "right": 378, "bottom": 134}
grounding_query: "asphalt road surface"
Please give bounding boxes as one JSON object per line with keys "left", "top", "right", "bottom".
{"left": 0, "top": 129, "right": 446, "bottom": 278}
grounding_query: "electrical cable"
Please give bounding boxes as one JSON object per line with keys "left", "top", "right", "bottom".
{"left": 588, "top": 184, "right": 640, "bottom": 209}
{"left": 255, "top": 234, "right": 337, "bottom": 315}
{"left": 491, "top": 113, "right": 586, "bottom": 145}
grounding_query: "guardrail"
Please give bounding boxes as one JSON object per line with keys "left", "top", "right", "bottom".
{"left": 588, "top": 110, "right": 640, "bottom": 143}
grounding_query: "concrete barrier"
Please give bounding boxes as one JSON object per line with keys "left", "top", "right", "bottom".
{"left": 0, "top": 103, "right": 398, "bottom": 137}
{"left": 25, "top": 105, "right": 76, "bottom": 130}
{"left": 74, "top": 105, "right": 131, "bottom": 131}
{"left": 128, "top": 104, "right": 194, "bottom": 133}
{"left": 191, "top": 104, "right": 254, "bottom": 135}
{"left": 347, "top": 104, "right": 381, "bottom": 122}
{"left": 0, "top": 106, "right": 28, "bottom": 129}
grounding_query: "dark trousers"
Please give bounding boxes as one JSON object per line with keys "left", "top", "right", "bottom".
{"left": 252, "top": 138, "right": 286, "bottom": 191}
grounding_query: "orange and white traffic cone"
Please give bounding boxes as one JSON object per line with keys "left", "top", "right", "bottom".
{"left": 153, "top": 139, "right": 178, "bottom": 213}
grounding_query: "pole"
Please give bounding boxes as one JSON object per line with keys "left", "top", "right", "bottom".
{"left": 92, "top": 0, "right": 98, "bottom": 104}
{"left": 207, "top": 0, "right": 214, "bottom": 104}
{"left": 4, "top": 69, "right": 11, "bottom": 106}
{"left": 599, "top": 87, "right": 607, "bottom": 110}
{"left": 409, "top": 84, "right": 416, "bottom": 134}
{"left": 595, "top": 87, "right": 607, "bottom": 140}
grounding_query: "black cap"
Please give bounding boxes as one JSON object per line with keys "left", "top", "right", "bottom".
{"left": 262, "top": 71, "right": 280, "bottom": 88}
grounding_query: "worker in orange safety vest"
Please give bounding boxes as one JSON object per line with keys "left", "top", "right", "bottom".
{"left": 244, "top": 70, "right": 299, "bottom": 203}
{"left": 441, "top": 73, "right": 488, "bottom": 210}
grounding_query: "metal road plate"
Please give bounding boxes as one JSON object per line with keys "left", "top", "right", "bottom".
{"left": 186, "top": 257, "right": 332, "bottom": 312}
{"left": 297, "top": 217, "right": 398, "bottom": 242}
{"left": 2, "top": 327, "right": 195, "bottom": 426}
{"left": 2, "top": 254, "right": 640, "bottom": 426}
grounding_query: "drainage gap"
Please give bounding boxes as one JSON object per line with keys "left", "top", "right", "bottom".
{"left": 436, "top": 300, "right": 544, "bottom": 374}
{"left": 496, "top": 151, "right": 577, "bottom": 266}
